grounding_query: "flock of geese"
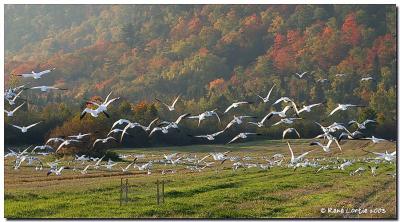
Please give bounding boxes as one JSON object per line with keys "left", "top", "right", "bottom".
{"left": 4, "top": 68, "right": 396, "bottom": 178}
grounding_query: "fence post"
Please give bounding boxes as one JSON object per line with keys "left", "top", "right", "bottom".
{"left": 156, "top": 179, "right": 160, "bottom": 205}
{"left": 162, "top": 180, "right": 165, "bottom": 203}
{"left": 120, "top": 178, "right": 123, "bottom": 206}
{"left": 125, "top": 178, "right": 128, "bottom": 204}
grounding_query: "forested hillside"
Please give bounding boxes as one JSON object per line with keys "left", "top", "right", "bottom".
{"left": 4, "top": 5, "right": 397, "bottom": 148}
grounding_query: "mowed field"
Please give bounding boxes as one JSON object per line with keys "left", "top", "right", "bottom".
{"left": 4, "top": 139, "right": 397, "bottom": 219}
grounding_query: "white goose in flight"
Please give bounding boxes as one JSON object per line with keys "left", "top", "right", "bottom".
{"left": 56, "top": 139, "right": 82, "bottom": 152}
{"left": 27, "top": 86, "right": 68, "bottom": 92}
{"left": 295, "top": 71, "right": 307, "bottom": 78}
{"left": 31, "top": 145, "right": 54, "bottom": 153}
{"left": 120, "top": 122, "right": 143, "bottom": 141}
{"left": 68, "top": 133, "right": 91, "bottom": 140}
{"left": 108, "top": 129, "right": 126, "bottom": 137}
{"left": 287, "top": 142, "right": 313, "bottom": 164}
{"left": 120, "top": 160, "right": 136, "bottom": 173}
{"left": 134, "top": 161, "right": 153, "bottom": 174}
{"left": 46, "top": 137, "right": 65, "bottom": 145}
{"left": 309, "top": 138, "right": 342, "bottom": 153}
{"left": 316, "top": 78, "right": 328, "bottom": 83}
{"left": 189, "top": 109, "right": 220, "bottom": 127}
{"left": 86, "top": 91, "right": 120, "bottom": 113}
{"left": 273, "top": 97, "right": 293, "bottom": 106}
{"left": 155, "top": 95, "right": 180, "bottom": 111}
{"left": 80, "top": 165, "right": 92, "bottom": 175}
{"left": 93, "top": 136, "right": 118, "bottom": 148}
{"left": 224, "top": 101, "right": 252, "bottom": 114}
{"left": 10, "top": 121, "right": 42, "bottom": 133}
{"left": 227, "top": 132, "right": 262, "bottom": 144}
{"left": 338, "top": 130, "right": 363, "bottom": 142}
{"left": 256, "top": 84, "right": 275, "bottom": 103}
{"left": 365, "top": 136, "right": 387, "bottom": 144}
{"left": 282, "top": 128, "right": 300, "bottom": 139}
{"left": 292, "top": 102, "right": 323, "bottom": 115}
{"left": 273, "top": 118, "right": 302, "bottom": 126}
{"left": 4, "top": 102, "right": 25, "bottom": 117}
{"left": 224, "top": 115, "right": 257, "bottom": 130}
{"left": 149, "top": 126, "right": 169, "bottom": 137}
{"left": 47, "top": 166, "right": 65, "bottom": 176}
{"left": 365, "top": 150, "right": 396, "bottom": 162}
{"left": 329, "top": 104, "right": 365, "bottom": 116}
{"left": 247, "top": 114, "right": 270, "bottom": 127}
{"left": 17, "top": 68, "right": 55, "bottom": 79}
{"left": 140, "top": 118, "right": 159, "bottom": 131}
{"left": 6, "top": 90, "right": 24, "bottom": 106}
{"left": 158, "top": 113, "right": 191, "bottom": 129}
{"left": 266, "top": 105, "right": 293, "bottom": 120}
{"left": 360, "top": 77, "right": 373, "bottom": 82}
{"left": 110, "top": 119, "right": 132, "bottom": 130}
{"left": 191, "top": 130, "right": 225, "bottom": 141}
{"left": 348, "top": 119, "right": 376, "bottom": 130}
{"left": 80, "top": 107, "right": 107, "bottom": 119}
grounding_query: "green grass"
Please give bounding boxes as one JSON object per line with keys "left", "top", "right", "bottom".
{"left": 4, "top": 139, "right": 397, "bottom": 218}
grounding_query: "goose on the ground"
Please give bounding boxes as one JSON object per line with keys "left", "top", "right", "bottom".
{"left": 10, "top": 121, "right": 42, "bottom": 133}
{"left": 155, "top": 95, "right": 180, "bottom": 111}
{"left": 4, "top": 102, "right": 25, "bottom": 117}
{"left": 256, "top": 84, "right": 275, "bottom": 103}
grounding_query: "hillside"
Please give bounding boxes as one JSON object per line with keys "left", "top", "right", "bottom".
{"left": 4, "top": 5, "right": 397, "bottom": 146}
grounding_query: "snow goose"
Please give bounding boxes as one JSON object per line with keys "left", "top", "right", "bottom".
{"left": 256, "top": 84, "right": 275, "bottom": 103}
{"left": 155, "top": 95, "right": 180, "bottom": 111}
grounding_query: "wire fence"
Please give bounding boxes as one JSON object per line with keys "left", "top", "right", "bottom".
{"left": 119, "top": 177, "right": 165, "bottom": 206}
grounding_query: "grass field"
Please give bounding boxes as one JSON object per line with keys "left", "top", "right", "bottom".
{"left": 4, "top": 139, "right": 397, "bottom": 218}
